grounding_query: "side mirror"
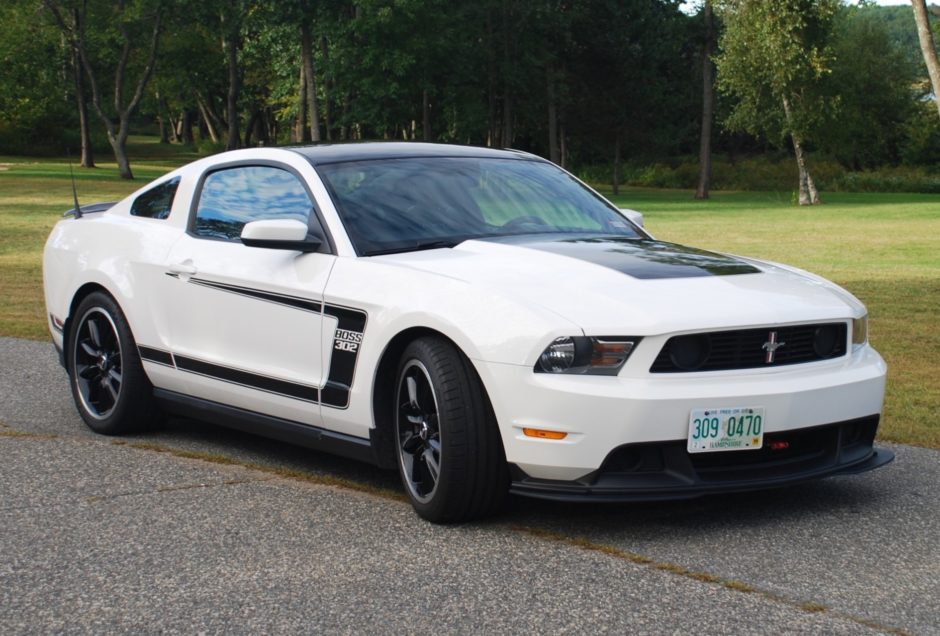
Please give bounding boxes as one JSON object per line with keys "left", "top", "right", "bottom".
{"left": 240, "top": 219, "right": 322, "bottom": 253}
{"left": 619, "top": 208, "right": 644, "bottom": 228}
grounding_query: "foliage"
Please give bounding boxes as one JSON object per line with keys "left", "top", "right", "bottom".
{"left": 4, "top": 1, "right": 940, "bottom": 179}
{"left": 585, "top": 154, "right": 940, "bottom": 194}
{"left": 0, "top": 1, "right": 74, "bottom": 154}
{"left": 813, "top": 5, "right": 916, "bottom": 169}
{"left": 714, "top": 0, "right": 840, "bottom": 146}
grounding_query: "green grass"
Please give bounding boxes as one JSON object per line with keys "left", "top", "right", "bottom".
{"left": 1, "top": 145, "right": 937, "bottom": 448}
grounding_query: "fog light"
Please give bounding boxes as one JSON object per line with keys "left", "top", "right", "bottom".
{"left": 669, "top": 334, "right": 711, "bottom": 371}
{"left": 813, "top": 325, "right": 839, "bottom": 358}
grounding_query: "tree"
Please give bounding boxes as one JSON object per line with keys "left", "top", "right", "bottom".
{"left": 814, "top": 5, "right": 914, "bottom": 169}
{"left": 911, "top": 0, "right": 940, "bottom": 120}
{"left": 695, "top": 0, "right": 715, "bottom": 199}
{"left": 0, "top": 0, "right": 75, "bottom": 156}
{"left": 44, "top": 0, "right": 163, "bottom": 179}
{"left": 715, "top": 0, "right": 839, "bottom": 205}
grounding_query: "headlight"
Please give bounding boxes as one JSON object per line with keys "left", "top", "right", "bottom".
{"left": 852, "top": 314, "right": 868, "bottom": 349}
{"left": 536, "top": 336, "right": 640, "bottom": 375}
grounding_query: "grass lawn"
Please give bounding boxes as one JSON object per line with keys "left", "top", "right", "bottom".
{"left": 1, "top": 143, "right": 937, "bottom": 448}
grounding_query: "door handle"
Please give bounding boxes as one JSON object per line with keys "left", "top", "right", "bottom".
{"left": 168, "top": 262, "right": 197, "bottom": 276}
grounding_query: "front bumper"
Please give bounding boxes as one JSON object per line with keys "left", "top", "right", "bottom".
{"left": 509, "top": 416, "right": 894, "bottom": 502}
{"left": 477, "top": 345, "right": 887, "bottom": 482}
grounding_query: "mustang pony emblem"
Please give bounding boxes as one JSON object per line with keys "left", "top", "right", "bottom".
{"left": 762, "top": 331, "right": 786, "bottom": 363}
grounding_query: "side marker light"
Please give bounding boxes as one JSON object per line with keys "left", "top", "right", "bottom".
{"left": 523, "top": 428, "right": 568, "bottom": 440}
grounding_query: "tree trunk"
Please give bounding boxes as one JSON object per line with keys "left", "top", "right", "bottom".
{"left": 486, "top": 10, "right": 498, "bottom": 147}
{"left": 422, "top": 90, "right": 431, "bottom": 141}
{"left": 547, "top": 69, "right": 559, "bottom": 164}
{"left": 157, "top": 114, "right": 168, "bottom": 143}
{"left": 161, "top": 97, "right": 178, "bottom": 143}
{"left": 71, "top": 43, "right": 95, "bottom": 168}
{"left": 224, "top": 7, "right": 240, "bottom": 151}
{"left": 912, "top": 0, "right": 940, "bottom": 120}
{"left": 180, "top": 109, "right": 194, "bottom": 144}
{"left": 244, "top": 109, "right": 258, "bottom": 146}
{"left": 220, "top": 1, "right": 240, "bottom": 151}
{"left": 612, "top": 137, "right": 622, "bottom": 196}
{"left": 502, "top": 95, "right": 513, "bottom": 147}
{"left": 783, "top": 96, "right": 820, "bottom": 205}
{"left": 293, "top": 64, "right": 307, "bottom": 143}
{"left": 340, "top": 93, "right": 351, "bottom": 140}
{"left": 320, "top": 36, "right": 333, "bottom": 140}
{"left": 196, "top": 96, "right": 220, "bottom": 143}
{"left": 301, "top": 19, "right": 321, "bottom": 142}
{"left": 695, "top": 0, "right": 714, "bottom": 200}
{"left": 107, "top": 121, "right": 133, "bottom": 179}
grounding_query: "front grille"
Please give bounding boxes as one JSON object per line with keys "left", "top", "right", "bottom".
{"left": 650, "top": 323, "right": 847, "bottom": 373}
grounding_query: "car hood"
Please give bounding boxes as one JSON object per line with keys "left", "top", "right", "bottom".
{"left": 372, "top": 236, "right": 863, "bottom": 335}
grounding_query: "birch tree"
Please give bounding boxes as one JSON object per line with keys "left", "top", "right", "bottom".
{"left": 715, "top": 0, "right": 838, "bottom": 205}
{"left": 911, "top": 0, "right": 940, "bottom": 120}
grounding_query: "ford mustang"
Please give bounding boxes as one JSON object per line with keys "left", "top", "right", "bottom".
{"left": 43, "top": 143, "right": 893, "bottom": 522}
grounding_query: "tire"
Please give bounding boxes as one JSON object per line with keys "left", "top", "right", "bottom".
{"left": 66, "top": 291, "right": 162, "bottom": 435}
{"left": 395, "top": 336, "right": 508, "bottom": 523}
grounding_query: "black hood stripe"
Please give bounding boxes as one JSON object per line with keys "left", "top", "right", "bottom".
{"left": 483, "top": 236, "right": 760, "bottom": 280}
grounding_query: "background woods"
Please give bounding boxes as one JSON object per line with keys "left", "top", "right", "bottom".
{"left": 2, "top": 1, "right": 940, "bottom": 201}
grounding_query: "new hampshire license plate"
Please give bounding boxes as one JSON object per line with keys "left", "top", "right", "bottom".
{"left": 688, "top": 407, "right": 765, "bottom": 453}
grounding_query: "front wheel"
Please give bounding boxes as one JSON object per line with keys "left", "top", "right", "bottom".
{"left": 66, "top": 292, "right": 162, "bottom": 435}
{"left": 395, "top": 337, "right": 508, "bottom": 523}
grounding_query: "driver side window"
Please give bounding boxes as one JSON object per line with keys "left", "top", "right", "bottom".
{"left": 193, "top": 165, "right": 313, "bottom": 241}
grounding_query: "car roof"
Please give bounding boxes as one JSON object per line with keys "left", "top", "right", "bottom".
{"left": 285, "top": 142, "right": 542, "bottom": 166}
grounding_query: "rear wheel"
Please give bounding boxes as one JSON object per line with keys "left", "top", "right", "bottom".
{"left": 67, "top": 292, "right": 161, "bottom": 434}
{"left": 395, "top": 336, "right": 508, "bottom": 522}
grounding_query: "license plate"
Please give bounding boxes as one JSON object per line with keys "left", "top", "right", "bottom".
{"left": 688, "top": 407, "right": 765, "bottom": 453}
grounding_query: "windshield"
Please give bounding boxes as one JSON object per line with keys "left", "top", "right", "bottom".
{"left": 316, "top": 157, "right": 644, "bottom": 256}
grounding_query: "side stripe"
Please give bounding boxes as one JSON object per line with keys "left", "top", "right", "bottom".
{"left": 188, "top": 277, "right": 323, "bottom": 313}
{"left": 175, "top": 355, "right": 320, "bottom": 403}
{"left": 157, "top": 275, "right": 368, "bottom": 409}
{"left": 138, "top": 346, "right": 319, "bottom": 404}
{"left": 321, "top": 305, "right": 368, "bottom": 409}
{"left": 138, "top": 346, "right": 174, "bottom": 367}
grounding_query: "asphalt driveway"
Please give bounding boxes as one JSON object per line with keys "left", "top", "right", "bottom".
{"left": 1, "top": 336, "right": 937, "bottom": 634}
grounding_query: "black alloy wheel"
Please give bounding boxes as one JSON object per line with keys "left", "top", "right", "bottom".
{"left": 73, "top": 307, "right": 124, "bottom": 420}
{"left": 397, "top": 359, "right": 442, "bottom": 504}
{"left": 394, "top": 336, "right": 508, "bottom": 523}
{"left": 67, "top": 292, "right": 161, "bottom": 434}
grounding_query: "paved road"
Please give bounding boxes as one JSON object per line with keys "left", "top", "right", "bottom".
{"left": 1, "top": 336, "right": 937, "bottom": 634}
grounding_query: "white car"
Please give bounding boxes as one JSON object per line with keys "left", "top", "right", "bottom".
{"left": 43, "top": 143, "right": 893, "bottom": 522}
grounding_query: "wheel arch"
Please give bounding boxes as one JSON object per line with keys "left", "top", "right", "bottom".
{"left": 62, "top": 282, "right": 115, "bottom": 367}
{"left": 370, "top": 326, "right": 497, "bottom": 470}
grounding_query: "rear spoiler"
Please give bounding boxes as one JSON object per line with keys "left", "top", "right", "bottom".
{"left": 63, "top": 201, "right": 118, "bottom": 218}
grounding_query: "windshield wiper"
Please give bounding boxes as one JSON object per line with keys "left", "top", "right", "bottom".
{"left": 363, "top": 239, "right": 463, "bottom": 256}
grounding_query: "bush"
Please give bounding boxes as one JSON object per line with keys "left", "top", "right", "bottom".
{"left": 577, "top": 154, "right": 940, "bottom": 194}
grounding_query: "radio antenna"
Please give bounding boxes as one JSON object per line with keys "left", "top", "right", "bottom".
{"left": 67, "top": 148, "right": 83, "bottom": 219}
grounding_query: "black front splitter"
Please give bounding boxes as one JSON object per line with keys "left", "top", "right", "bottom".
{"left": 509, "top": 446, "right": 895, "bottom": 504}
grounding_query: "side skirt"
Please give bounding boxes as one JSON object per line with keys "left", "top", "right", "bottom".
{"left": 153, "top": 388, "right": 377, "bottom": 465}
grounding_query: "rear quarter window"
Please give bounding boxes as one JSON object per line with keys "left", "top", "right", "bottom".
{"left": 131, "top": 177, "right": 181, "bottom": 220}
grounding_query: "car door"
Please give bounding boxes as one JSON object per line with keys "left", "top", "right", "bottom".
{"left": 159, "top": 162, "right": 334, "bottom": 427}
